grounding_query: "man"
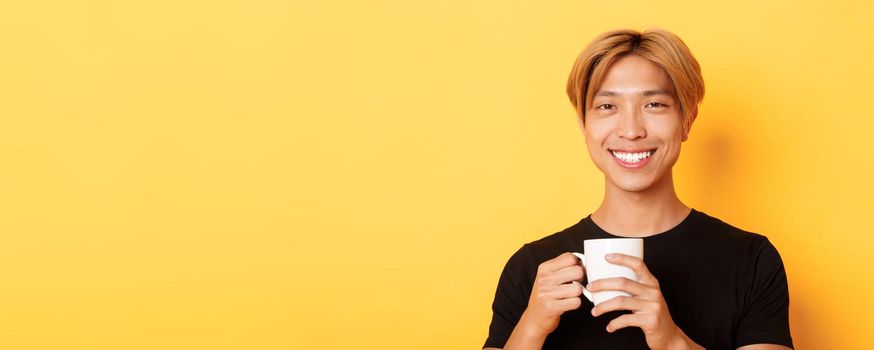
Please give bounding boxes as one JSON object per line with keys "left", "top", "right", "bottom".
{"left": 483, "top": 29, "right": 793, "bottom": 350}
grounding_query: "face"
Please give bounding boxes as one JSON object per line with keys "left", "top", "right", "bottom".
{"left": 578, "top": 54, "right": 695, "bottom": 193}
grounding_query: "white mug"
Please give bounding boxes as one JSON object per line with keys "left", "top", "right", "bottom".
{"left": 572, "top": 238, "right": 644, "bottom": 306}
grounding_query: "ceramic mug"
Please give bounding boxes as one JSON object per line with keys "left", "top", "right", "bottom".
{"left": 572, "top": 238, "right": 644, "bottom": 306}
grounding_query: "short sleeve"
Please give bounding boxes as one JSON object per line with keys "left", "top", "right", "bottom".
{"left": 483, "top": 245, "right": 536, "bottom": 349}
{"left": 734, "top": 238, "right": 794, "bottom": 348}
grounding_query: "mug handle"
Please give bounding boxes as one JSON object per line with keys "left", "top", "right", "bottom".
{"left": 571, "top": 252, "right": 593, "bottom": 303}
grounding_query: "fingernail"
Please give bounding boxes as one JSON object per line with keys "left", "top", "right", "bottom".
{"left": 606, "top": 253, "right": 616, "bottom": 259}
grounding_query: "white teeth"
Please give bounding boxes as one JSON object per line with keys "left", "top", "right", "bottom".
{"left": 611, "top": 150, "right": 654, "bottom": 163}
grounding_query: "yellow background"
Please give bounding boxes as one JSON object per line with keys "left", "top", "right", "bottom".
{"left": 1, "top": 0, "right": 872, "bottom": 349}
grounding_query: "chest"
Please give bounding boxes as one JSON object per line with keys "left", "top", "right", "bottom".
{"left": 543, "top": 250, "right": 745, "bottom": 350}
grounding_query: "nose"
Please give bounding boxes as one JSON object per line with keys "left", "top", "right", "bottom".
{"left": 616, "top": 107, "right": 646, "bottom": 140}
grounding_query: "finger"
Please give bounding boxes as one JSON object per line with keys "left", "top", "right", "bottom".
{"left": 544, "top": 265, "right": 585, "bottom": 285}
{"left": 605, "top": 253, "right": 658, "bottom": 286}
{"left": 538, "top": 252, "right": 581, "bottom": 273}
{"left": 591, "top": 296, "right": 655, "bottom": 317}
{"left": 605, "top": 313, "right": 644, "bottom": 333}
{"left": 546, "top": 281, "right": 584, "bottom": 299}
{"left": 587, "top": 277, "right": 651, "bottom": 298}
{"left": 554, "top": 296, "right": 583, "bottom": 312}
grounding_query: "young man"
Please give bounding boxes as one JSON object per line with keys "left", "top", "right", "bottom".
{"left": 483, "top": 29, "right": 793, "bottom": 350}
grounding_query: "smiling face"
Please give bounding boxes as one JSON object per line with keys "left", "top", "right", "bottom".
{"left": 579, "top": 54, "right": 695, "bottom": 193}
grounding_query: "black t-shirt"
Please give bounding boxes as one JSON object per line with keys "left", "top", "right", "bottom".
{"left": 484, "top": 209, "right": 793, "bottom": 350}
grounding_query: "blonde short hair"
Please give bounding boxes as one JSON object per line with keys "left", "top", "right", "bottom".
{"left": 566, "top": 28, "right": 705, "bottom": 133}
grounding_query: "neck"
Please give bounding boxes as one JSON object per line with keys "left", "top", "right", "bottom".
{"left": 591, "top": 170, "right": 691, "bottom": 237}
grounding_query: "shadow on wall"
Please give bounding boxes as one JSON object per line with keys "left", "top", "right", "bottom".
{"left": 679, "top": 97, "right": 759, "bottom": 221}
{"left": 678, "top": 89, "right": 823, "bottom": 348}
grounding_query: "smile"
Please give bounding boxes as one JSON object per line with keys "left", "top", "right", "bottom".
{"left": 609, "top": 148, "right": 657, "bottom": 167}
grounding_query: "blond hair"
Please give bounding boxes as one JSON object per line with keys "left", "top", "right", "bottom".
{"left": 566, "top": 28, "right": 704, "bottom": 133}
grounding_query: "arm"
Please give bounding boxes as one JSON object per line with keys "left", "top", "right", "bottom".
{"left": 484, "top": 252, "right": 587, "bottom": 350}
{"left": 737, "top": 344, "right": 792, "bottom": 350}
{"left": 737, "top": 345, "right": 792, "bottom": 350}
{"left": 733, "top": 239, "right": 794, "bottom": 349}
{"left": 499, "top": 310, "right": 554, "bottom": 350}
{"left": 482, "top": 315, "right": 551, "bottom": 350}
{"left": 505, "top": 252, "right": 586, "bottom": 349}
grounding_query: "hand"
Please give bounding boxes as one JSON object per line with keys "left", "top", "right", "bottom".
{"left": 519, "top": 252, "right": 586, "bottom": 336}
{"left": 588, "top": 253, "right": 700, "bottom": 350}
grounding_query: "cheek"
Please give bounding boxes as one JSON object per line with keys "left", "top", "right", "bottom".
{"left": 657, "top": 141, "right": 683, "bottom": 168}
{"left": 647, "top": 116, "right": 684, "bottom": 138}
{"left": 583, "top": 121, "right": 612, "bottom": 144}
{"left": 583, "top": 128, "right": 612, "bottom": 169}
{"left": 583, "top": 131, "right": 607, "bottom": 156}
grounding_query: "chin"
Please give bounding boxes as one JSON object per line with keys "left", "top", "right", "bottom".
{"left": 611, "top": 180, "right": 655, "bottom": 193}
{"left": 607, "top": 174, "right": 662, "bottom": 193}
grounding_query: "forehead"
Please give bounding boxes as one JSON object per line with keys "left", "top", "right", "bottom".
{"left": 595, "top": 55, "right": 674, "bottom": 95}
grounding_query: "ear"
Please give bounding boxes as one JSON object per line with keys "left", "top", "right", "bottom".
{"left": 577, "top": 115, "right": 585, "bottom": 132}
{"left": 681, "top": 106, "right": 698, "bottom": 142}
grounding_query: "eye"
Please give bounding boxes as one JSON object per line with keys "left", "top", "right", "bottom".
{"left": 596, "top": 104, "right": 616, "bottom": 111}
{"left": 645, "top": 102, "right": 668, "bottom": 108}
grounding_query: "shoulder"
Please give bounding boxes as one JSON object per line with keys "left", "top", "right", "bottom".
{"left": 521, "top": 218, "right": 589, "bottom": 263}
{"left": 501, "top": 218, "right": 588, "bottom": 276}
{"left": 693, "top": 210, "right": 776, "bottom": 252}
{"left": 690, "top": 210, "right": 785, "bottom": 270}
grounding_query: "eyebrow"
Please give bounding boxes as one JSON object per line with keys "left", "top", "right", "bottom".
{"left": 595, "top": 89, "right": 674, "bottom": 97}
